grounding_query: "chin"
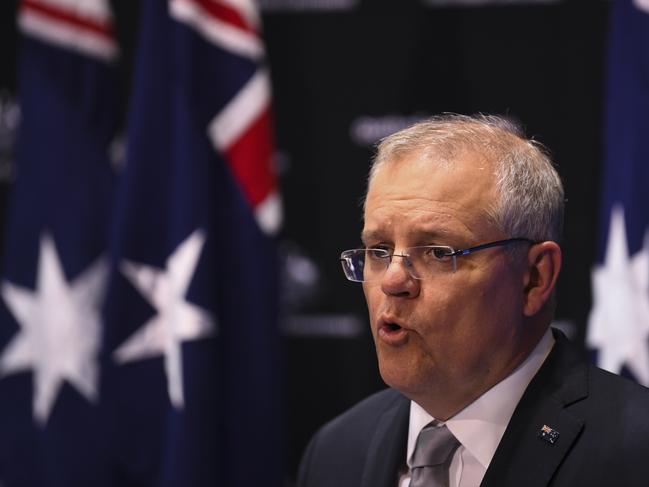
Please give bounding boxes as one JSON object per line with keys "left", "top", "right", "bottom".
{"left": 377, "top": 357, "right": 429, "bottom": 397}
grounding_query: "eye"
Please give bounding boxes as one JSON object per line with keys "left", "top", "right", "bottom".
{"left": 366, "top": 247, "right": 390, "bottom": 260}
{"left": 426, "top": 246, "right": 452, "bottom": 261}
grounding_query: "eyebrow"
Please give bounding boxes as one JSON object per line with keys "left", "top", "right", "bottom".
{"left": 360, "top": 230, "right": 382, "bottom": 245}
{"left": 361, "top": 228, "right": 452, "bottom": 246}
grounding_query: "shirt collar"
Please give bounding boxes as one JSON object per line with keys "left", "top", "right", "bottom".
{"left": 406, "top": 327, "right": 555, "bottom": 469}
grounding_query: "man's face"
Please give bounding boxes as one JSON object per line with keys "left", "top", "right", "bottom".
{"left": 362, "top": 151, "right": 530, "bottom": 417}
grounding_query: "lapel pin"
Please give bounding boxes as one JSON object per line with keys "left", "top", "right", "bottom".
{"left": 538, "top": 424, "right": 560, "bottom": 444}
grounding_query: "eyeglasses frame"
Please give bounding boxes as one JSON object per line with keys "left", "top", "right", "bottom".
{"left": 339, "top": 237, "right": 536, "bottom": 282}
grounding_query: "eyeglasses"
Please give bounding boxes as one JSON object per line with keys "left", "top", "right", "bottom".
{"left": 339, "top": 238, "right": 535, "bottom": 282}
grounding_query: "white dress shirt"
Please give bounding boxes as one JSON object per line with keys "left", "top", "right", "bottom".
{"left": 398, "top": 328, "right": 555, "bottom": 487}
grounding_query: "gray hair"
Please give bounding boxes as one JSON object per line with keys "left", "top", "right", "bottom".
{"left": 367, "top": 113, "right": 565, "bottom": 242}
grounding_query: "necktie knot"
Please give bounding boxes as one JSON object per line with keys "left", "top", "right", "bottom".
{"left": 409, "top": 422, "right": 460, "bottom": 487}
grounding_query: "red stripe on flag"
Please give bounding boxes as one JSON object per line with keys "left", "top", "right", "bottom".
{"left": 224, "top": 108, "right": 276, "bottom": 207}
{"left": 188, "top": 0, "right": 256, "bottom": 35}
{"left": 20, "top": 0, "right": 114, "bottom": 40}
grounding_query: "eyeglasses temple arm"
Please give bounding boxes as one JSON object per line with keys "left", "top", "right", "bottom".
{"left": 451, "top": 238, "right": 534, "bottom": 256}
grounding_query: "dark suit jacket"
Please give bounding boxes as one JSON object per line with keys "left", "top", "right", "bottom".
{"left": 298, "top": 330, "right": 649, "bottom": 487}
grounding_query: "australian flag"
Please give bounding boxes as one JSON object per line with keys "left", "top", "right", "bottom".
{"left": 102, "top": 0, "right": 283, "bottom": 486}
{"left": 0, "top": 0, "right": 283, "bottom": 485}
{"left": 587, "top": 0, "right": 649, "bottom": 386}
{"left": 0, "top": 0, "right": 118, "bottom": 485}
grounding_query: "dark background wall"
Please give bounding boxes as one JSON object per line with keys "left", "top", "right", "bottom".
{"left": 0, "top": 1, "right": 611, "bottom": 483}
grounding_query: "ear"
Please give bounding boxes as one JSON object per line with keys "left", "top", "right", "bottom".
{"left": 522, "top": 241, "right": 562, "bottom": 317}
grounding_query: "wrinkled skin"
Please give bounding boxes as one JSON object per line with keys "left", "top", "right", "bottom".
{"left": 362, "top": 152, "right": 559, "bottom": 419}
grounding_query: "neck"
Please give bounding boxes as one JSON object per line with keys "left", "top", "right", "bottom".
{"left": 413, "top": 322, "right": 550, "bottom": 420}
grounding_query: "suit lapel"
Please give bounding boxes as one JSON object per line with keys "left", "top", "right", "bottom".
{"left": 481, "top": 330, "right": 588, "bottom": 487}
{"left": 360, "top": 393, "right": 410, "bottom": 487}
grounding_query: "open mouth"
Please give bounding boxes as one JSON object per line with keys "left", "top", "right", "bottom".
{"left": 377, "top": 315, "right": 410, "bottom": 344}
{"left": 385, "top": 322, "right": 402, "bottom": 332}
{"left": 377, "top": 318, "right": 409, "bottom": 345}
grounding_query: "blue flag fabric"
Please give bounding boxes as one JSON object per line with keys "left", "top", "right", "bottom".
{"left": 0, "top": 0, "right": 282, "bottom": 485}
{"left": 0, "top": 0, "right": 118, "bottom": 485}
{"left": 587, "top": 0, "right": 649, "bottom": 386}
{"left": 102, "top": 0, "right": 282, "bottom": 486}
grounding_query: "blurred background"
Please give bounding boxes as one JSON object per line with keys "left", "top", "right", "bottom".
{"left": 0, "top": 0, "right": 648, "bottom": 486}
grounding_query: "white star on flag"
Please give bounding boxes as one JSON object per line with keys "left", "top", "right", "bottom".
{"left": 113, "top": 229, "right": 217, "bottom": 409}
{"left": 587, "top": 205, "right": 649, "bottom": 386}
{"left": 0, "top": 234, "right": 107, "bottom": 425}
{"left": 634, "top": 0, "right": 649, "bottom": 14}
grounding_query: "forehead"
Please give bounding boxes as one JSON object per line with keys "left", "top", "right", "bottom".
{"left": 363, "top": 151, "right": 500, "bottom": 243}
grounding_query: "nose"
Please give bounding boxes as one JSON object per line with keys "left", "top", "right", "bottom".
{"left": 380, "top": 255, "right": 420, "bottom": 298}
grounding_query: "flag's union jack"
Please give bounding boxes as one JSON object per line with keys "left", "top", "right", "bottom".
{"left": 171, "top": 0, "right": 282, "bottom": 235}
{"left": 19, "top": 0, "right": 117, "bottom": 60}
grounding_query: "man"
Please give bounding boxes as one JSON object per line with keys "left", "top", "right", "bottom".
{"left": 297, "top": 114, "right": 649, "bottom": 487}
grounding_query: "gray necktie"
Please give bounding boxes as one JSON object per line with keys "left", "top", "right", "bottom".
{"left": 408, "top": 422, "right": 460, "bottom": 487}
